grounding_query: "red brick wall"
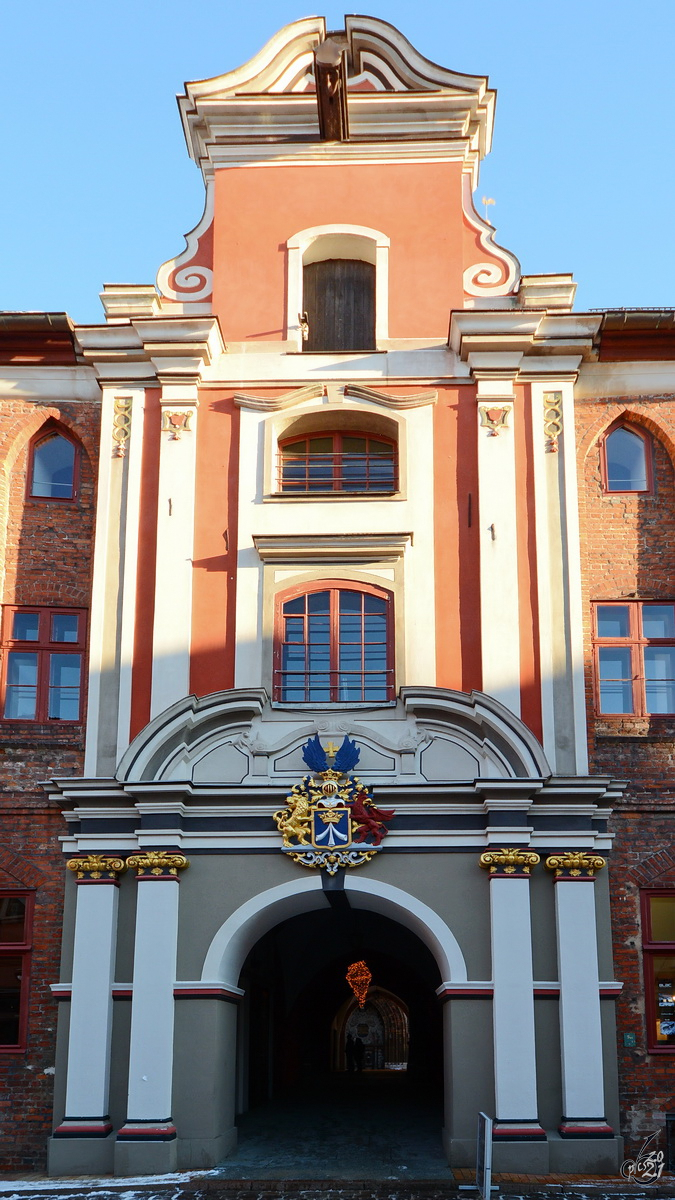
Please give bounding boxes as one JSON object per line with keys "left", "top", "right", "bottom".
{"left": 0, "top": 400, "right": 99, "bottom": 1170}
{"left": 577, "top": 395, "right": 675, "bottom": 1155}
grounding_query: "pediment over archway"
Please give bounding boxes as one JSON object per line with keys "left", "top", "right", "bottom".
{"left": 114, "top": 685, "right": 551, "bottom": 787}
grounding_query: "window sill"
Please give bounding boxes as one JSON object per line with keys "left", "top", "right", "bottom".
{"left": 285, "top": 350, "right": 387, "bottom": 356}
{"left": 263, "top": 491, "right": 403, "bottom": 503}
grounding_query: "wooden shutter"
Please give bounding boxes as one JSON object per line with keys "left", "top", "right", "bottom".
{"left": 303, "top": 259, "right": 376, "bottom": 351}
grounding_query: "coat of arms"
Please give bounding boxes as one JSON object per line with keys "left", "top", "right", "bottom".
{"left": 273, "top": 735, "right": 394, "bottom": 875}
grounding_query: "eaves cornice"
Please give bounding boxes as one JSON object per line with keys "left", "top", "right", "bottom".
{"left": 449, "top": 310, "right": 603, "bottom": 379}
{"left": 73, "top": 315, "right": 225, "bottom": 383}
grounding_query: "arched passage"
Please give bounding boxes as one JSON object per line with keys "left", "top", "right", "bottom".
{"left": 196, "top": 876, "right": 465, "bottom": 1176}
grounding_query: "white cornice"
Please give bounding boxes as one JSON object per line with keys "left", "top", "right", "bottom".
{"left": 253, "top": 532, "right": 412, "bottom": 564}
{"left": 74, "top": 316, "right": 225, "bottom": 382}
{"left": 449, "top": 310, "right": 602, "bottom": 376}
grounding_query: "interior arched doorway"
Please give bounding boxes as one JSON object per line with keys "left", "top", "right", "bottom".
{"left": 333, "top": 987, "right": 409, "bottom": 1072}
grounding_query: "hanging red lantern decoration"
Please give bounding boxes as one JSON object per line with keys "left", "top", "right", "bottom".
{"left": 346, "top": 960, "right": 372, "bottom": 1008}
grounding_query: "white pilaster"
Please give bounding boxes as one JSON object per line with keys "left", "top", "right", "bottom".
{"left": 483, "top": 853, "right": 545, "bottom": 1140}
{"left": 151, "top": 388, "right": 199, "bottom": 718}
{"left": 123, "top": 877, "right": 180, "bottom": 1124}
{"left": 474, "top": 375, "right": 520, "bottom": 717}
{"left": 56, "top": 872, "right": 121, "bottom": 1135}
{"left": 559, "top": 382, "right": 589, "bottom": 774}
{"left": 553, "top": 872, "right": 610, "bottom": 1133}
{"left": 116, "top": 390, "right": 146, "bottom": 761}
{"left": 84, "top": 388, "right": 116, "bottom": 777}
{"left": 529, "top": 379, "right": 588, "bottom": 775}
{"left": 85, "top": 387, "right": 146, "bottom": 776}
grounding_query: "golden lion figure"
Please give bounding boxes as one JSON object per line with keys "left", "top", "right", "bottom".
{"left": 273, "top": 785, "right": 312, "bottom": 847}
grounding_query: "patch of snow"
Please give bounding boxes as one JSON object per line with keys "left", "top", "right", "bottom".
{"left": 0, "top": 1169, "right": 221, "bottom": 1194}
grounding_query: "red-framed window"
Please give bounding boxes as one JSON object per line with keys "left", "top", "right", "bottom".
{"left": 0, "top": 892, "right": 33, "bottom": 1053}
{"left": 593, "top": 601, "right": 675, "bottom": 715}
{"left": 641, "top": 890, "right": 675, "bottom": 1053}
{"left": 274, "top": 582, "right": 394, "bottom": 704}
{"left": 600, "top": 423, "right": 651, "bottom": 494}
{"left": 1, "top": 607, "right": 87, "bottom": 722}
{"left": 27, "top": 422, "right": 81, "bottom": 502}
{"left": 278, "top": 432, "right": 398, "bottom": 494}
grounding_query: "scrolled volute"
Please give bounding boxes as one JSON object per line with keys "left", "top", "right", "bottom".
{"left": 67, "top": 854, "right": 127, "bottom": 881}
{"left": 479, "top": 847, "right": 541, "bottom": 875}
{"left": 545, "top": 851, "right": 606, "bottom": 878}
{"left": 126, "top": 851, "right": 189, "bottom": 877}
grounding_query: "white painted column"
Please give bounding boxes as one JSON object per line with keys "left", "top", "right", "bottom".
{"left": 547, "top": 854, "right": 612, "bottom": 1137}
{"left": 117, "top": 853, "right": 188, "bottom": 1150}
{"left": 480, "top": 850, "right": 545, "bottom": 1141}
{"left": 151, "top": 389, "right": 199, "bottom": 718}
{"left": 54, "top": 857, "right": 125, "bottom": 1138}
{"left": 472, "top": 369, "right": 521, "bottom": 717}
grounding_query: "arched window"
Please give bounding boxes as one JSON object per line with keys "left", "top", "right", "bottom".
{"left": 28, "top": 425, "right": 79, "bottom": 500}
{"left": 274, "top": 583, "right": 393, "bottom": 703}
{"left": 279, "top": 431, "right": 397, "bottom": 493}
{"left": 303, "top": 259, "right": 375, "bottom": 351}
{"left": 602, "top": 424, "right": 650, "bottom": 493}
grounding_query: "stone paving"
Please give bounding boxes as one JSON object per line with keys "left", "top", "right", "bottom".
{"left": 1, "top": 1075, "right": 673, "bottom": 1199}
{"left": 212, "top": 1072, "right": 450, "bottom": 1181}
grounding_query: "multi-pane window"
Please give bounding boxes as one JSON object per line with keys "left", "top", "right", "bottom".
{"left": 641, "top": 891, "right": 675, "bottom": 1052}
{"left": 1, "top": 608, "right": 86, "bottom": 722}
{"left": 601, "top": 425, "right": 650, "bottom": 492}
{"left": 279, "top": 432, "right": 397, "bottom": 494}
{"left": 0, "top": 893, "right": 33, "bottom": 1051}
{"left": 593, "top": 602, "right": 675, "bottom": 715}
{"left": 29, "top": 428, "right": 79, "bottom": 500}
{"left": 275, "top": 585, "right": 393, "bottom": 703}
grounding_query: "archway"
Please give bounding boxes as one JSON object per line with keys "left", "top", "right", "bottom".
{"left": 228, "top": 904, "right": 448, "bottom": 1178}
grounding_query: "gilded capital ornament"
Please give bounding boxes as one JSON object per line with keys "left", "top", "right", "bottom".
{"left": 67, "top": 854, "right": 127, "bottom": 881}
{"left": 126, "top": 851, "right": 189, "bottom": 878}
{"left": 479, "top": 847, "right": 541, "bottom": 875}
{"left": 545, "top": 851, "right": 606, "bottom": 878}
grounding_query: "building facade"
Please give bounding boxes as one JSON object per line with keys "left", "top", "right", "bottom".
{"left": 1, "top": 14, "right": 673, "bottom": 1179}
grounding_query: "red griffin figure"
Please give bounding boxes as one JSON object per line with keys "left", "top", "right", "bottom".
{"left": 350, "top": 789, "right": 394, "bottom": 846}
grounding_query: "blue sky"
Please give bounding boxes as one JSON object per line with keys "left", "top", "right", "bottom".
{"left": 2, "top": 0, "right": 674, "bottom": 323}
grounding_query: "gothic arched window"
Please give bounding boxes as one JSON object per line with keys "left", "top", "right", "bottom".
{"left": 28, "top": 426, "right": 80, "bottom": 500}
{"left": 602, "top": 424, "right": 650, "bottom": 493}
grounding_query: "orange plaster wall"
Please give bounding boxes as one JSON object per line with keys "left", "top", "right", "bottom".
{"left": 212, "top": 161, "right": 466, "bottom": 341}
{"left": 190, "top": 391, "right": 239, "bottom": 696}
{"left": 434, "top": 384, "right": 482, "bottom": 692}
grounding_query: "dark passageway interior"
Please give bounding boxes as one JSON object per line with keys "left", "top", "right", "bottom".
{"left": 219, "top": 906, "right": 449, "bottom": 1180}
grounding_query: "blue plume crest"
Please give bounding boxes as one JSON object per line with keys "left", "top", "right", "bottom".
{"left": 334, "top": 735, "right": 360, "bottom": 774}
{"left": 302, "top": 734, "right": 328, "bottom": 773}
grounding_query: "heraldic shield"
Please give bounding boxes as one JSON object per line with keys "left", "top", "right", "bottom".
{"left": 273, "top": 735, "right": 394, "bottom": 875}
